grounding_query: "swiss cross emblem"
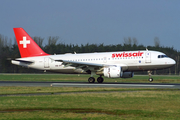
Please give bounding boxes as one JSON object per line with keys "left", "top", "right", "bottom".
{"left": 19, "top": 36, "right": 30, "bottom": 48}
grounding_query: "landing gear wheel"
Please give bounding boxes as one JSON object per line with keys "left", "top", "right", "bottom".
{"left": 149, "top": 78, "right": 153, "bottom": 82}
{"left": 147, "top": 70, "right": 153, "bottom": 82}
{"left": 88, "top": 77, "right": 95, "bottom": 83}
{"left": 97, "top": 77, "right": 104, "bottom": 83}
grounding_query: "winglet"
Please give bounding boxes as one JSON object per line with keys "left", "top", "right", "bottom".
{"left": 13, "top": 28, "right": 49, "bottom": 58}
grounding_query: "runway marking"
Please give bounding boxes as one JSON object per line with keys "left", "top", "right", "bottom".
{"left": 51, "top": 83, "right": 175, "bottom": 87}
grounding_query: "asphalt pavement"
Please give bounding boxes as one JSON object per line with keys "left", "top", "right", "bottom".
{"left": 0, "top": 81, "right": 180, "bottom": 89}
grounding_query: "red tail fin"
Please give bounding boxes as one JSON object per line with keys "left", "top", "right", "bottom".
{"left": 13, "top": 28, "right": 49, "bottom": 58}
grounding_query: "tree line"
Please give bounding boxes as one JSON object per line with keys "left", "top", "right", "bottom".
{"left": 0, "top": 35, "right": 179, "bottom": 75}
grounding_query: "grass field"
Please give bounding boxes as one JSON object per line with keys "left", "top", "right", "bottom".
{"left": 0, "top": 74, "right": 180, "bottom": 120}
{"left": 1, "top": 90, "right": 180, "bottom": 120}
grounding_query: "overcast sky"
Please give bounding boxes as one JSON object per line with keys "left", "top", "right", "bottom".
{"left": 1, "top": 0, "right": 180, "bottom": 51}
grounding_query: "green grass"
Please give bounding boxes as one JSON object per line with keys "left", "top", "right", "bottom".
{"left": 0, "top": 90, "right": 180, "bottom": 119}
{"left": 0, "top": 74, "right": 180, "bottom": 119}
{"left": 0, "top": 86, "right": 169, "bottom": 95}
{"left": 0, "top": 74, "right": 180, "bottom": 83}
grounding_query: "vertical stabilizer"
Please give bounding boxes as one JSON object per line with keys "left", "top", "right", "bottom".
{"left": 13, "top": 28, "right": 49, "bottom": 58}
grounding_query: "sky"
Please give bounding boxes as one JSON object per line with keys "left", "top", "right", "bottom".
{"left": 0, "top": 0, "right": 180, "bottom": 51}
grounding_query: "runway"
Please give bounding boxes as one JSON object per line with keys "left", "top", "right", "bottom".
{"left": 0, "top": 81, "right": 180, "bottom": 89}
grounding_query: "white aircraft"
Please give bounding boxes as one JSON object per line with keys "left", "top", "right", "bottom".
{"left": 11, "top": 28, "right": 176, "bottom": 83}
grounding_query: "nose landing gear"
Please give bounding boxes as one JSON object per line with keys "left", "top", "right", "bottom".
{"left": 148, "top": 70, "right": 153, "bottom": 82}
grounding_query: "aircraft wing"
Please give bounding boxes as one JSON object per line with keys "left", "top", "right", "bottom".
{"left": 53, "top": 58, "right": 128, "bottom": 72}
{"left": 55, "top": 59, "right": 104, "bottom": 72}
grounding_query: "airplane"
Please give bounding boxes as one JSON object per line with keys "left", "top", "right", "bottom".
{"left": 11, "top": 28, "right": 176, "bottom": 83}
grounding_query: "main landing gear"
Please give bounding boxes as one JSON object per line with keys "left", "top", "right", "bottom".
{"left": 88, "top": 76, "right": 104, "bottom": 83}
{"left": 148, "top": 70, "right": 153, "bottom": 82}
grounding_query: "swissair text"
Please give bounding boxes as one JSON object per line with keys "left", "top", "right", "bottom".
{"left": 112, "top": 51, "right": 143, "bottom": 58}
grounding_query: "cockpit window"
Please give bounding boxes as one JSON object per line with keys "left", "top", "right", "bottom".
{"left": 158, "top": 55, "right": 168, "bottom": 58}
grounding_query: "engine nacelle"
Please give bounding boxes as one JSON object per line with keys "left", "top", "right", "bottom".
{"left": 104, "top": 67, "right": 122, "bottom": 78}
{"left": 103, "top": 67, "right": 134, "bottom": 78}
{"left": 121, "top": 72, "right": 134, "bottom": 78}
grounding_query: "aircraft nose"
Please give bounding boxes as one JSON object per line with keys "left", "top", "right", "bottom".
{"left": 169, "top": 58, "right": 176, "bottom": 65}
{"left": 172, "top": 59, "right": 176, "bottom": 65}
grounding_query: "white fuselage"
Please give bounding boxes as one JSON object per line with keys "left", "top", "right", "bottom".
{"left": 12, "top": 50, "right": 176, "bottom": 74}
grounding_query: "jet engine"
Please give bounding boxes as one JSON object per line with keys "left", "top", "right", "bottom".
{"left": 121, "top": 72, "right": 134, "bottom": 78}
{"left": 103, "top": 67, "right": 133, "bottom": 78}
{"left": 104, "top": 67, "right": 122, "bottom": 78}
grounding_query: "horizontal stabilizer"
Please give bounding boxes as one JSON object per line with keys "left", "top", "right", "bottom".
{"left": 12, "top": 60, "right": 34, "bottom": 64}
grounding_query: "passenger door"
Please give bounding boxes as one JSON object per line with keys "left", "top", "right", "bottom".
{"left": 44, "top": 57, "right": 49, "bottom": 68}
{"left": 145, "top": 52, "right": 151, "bottom": 63}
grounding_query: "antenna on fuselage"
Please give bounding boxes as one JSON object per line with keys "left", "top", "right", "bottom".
{"left": 146, "top": 47, "right": 148, "bottom": 51}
